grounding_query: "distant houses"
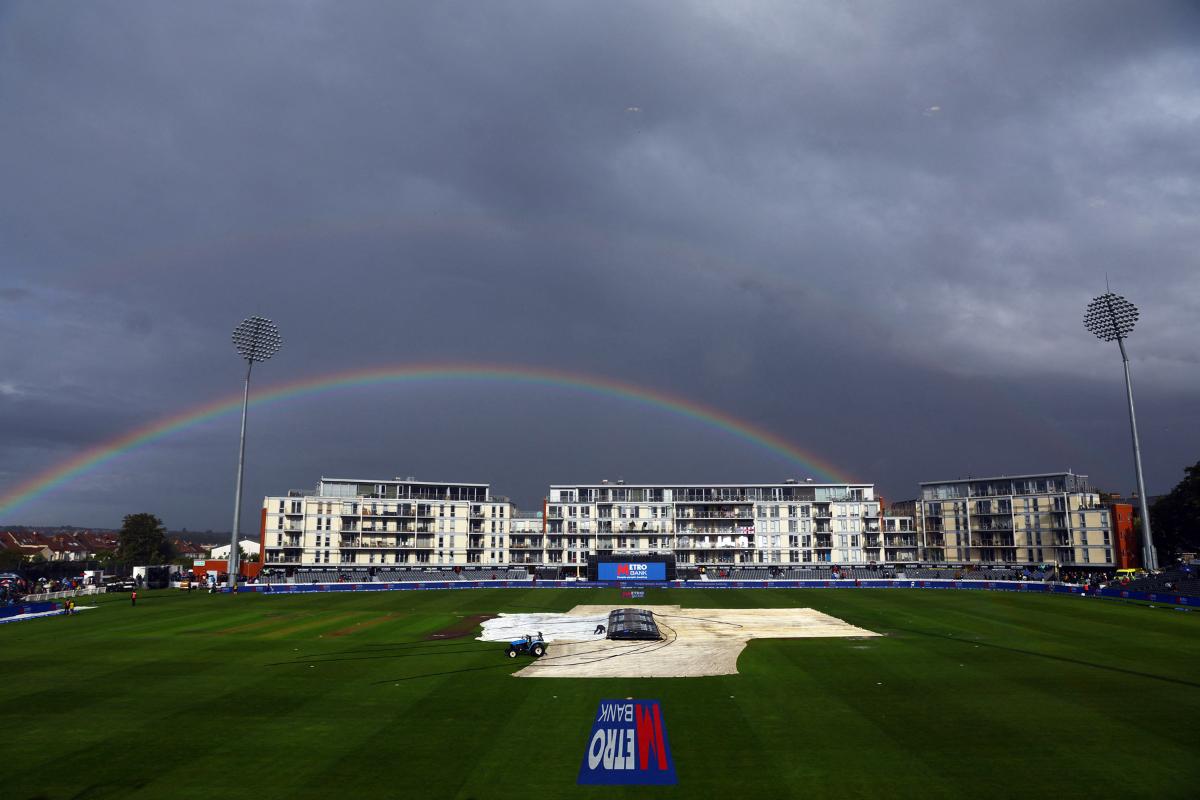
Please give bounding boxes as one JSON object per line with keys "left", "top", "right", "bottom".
{"left": 0, "top": 530, "right": 209, "bottom": 564}
{"left": 172, "top": 539, "right": 209, "bottom": 560}
{"left": 0, "top": 531, "right": 54, "bottom": 561}
{"left": 0, "top": 530, "right": 119, "bottom": 562}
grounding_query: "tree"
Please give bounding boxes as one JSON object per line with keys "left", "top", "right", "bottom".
{"left": 116, "top": 513, "right": 172, "bottom": 565}
{"left": 1149, "top": 461, "right": 1200, "bottom": 563}
{"left": 0, "top": 549, "right": 22, "bottom": 572}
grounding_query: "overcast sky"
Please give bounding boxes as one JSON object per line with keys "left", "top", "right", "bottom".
{"left": 2, "top": 1, "right": 1198, "bottom": 530}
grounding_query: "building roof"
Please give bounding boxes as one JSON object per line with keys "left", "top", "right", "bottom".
{"left": 551, "top": 481, "right": 872, "bottom": 489}
{"left": 919, "top": 471, "right": 1086, "bottom": 486}
{"left": 77, "top": 532, "right": 118, "bottom": 551}
{"left": 209, "top": 540, "right": 261, "bottom": 556}
{"left": 320, "top": 477, "right": 490, "bottom": 487}
{"left": 2, "top": 531, "right": 50, "bottom": 549}
{"left": 171, "top": 539, "right": 208, "bottom": 557}
{"left": 46, "top": 534, "right": 89, "bottom": 554}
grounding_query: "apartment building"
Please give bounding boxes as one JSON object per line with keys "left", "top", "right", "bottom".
{"left": 877, "top": 501, "right": 920, "bottom": 563}
{"left": 261, "top": 477, "right": 511, "bottom": 569}
{"left": 508, "top": 511, "right": 545, "bottom": 566}
{"left": 545, "top": 480, "right": 879, "bottom": 570}
{"left": 259, "top": 471, "right": 1123, "bottom": 573}
{"left": 916, "top": 472, "right": 1113, "bottom": 567}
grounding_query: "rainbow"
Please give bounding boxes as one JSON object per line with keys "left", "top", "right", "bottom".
{"left": 0, "top": 364, "right": 856, "bottom": 516}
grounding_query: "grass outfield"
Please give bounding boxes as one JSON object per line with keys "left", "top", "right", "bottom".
{"left": 2, "top": 588, "right": 1198, "bottom": 800}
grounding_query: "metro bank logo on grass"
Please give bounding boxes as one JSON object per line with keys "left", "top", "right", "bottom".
{"left": 577, "top": 699, "right": 677, "bottom": 785}
{"left": 598, "top": 561, "right": 666, "bottom": 581}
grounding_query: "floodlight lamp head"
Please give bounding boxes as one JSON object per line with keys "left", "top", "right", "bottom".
{"left": 1084, "top": 292, "right": 1138, "bottom": 342}
{"left": 232, "top": 316, "right": 283, "bottom": 362}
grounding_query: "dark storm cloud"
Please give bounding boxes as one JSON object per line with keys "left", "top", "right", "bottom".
{"left": 1, "top": 1, "right": 1198, "bottom": 526}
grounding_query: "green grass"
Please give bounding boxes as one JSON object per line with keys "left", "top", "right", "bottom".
{"left": 2, "top": 588, "right": 1198, "bottom": 800}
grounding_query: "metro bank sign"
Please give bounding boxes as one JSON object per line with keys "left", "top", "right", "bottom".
{"left": 578, "top": 699, "right": 677, "bottom": 785}
{"left": 598, "top": 561, "right": 666, "bottom": 581}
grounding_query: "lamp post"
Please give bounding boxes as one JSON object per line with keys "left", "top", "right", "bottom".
{"left": 229, "top": 316, "right": 283, "bottom": 591}
{"left": 1084, "top": 292, "right": 1157, "bottom": 570}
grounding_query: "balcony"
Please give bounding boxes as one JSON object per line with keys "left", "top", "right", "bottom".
{"left": 673, "top": 492, "right": 756, "bottom": 503}
{"left": 339, "top": 538, "right": 395, "bottom": 549}
{"left": 885, "top": 537, "right": 919, "bottom": 548}
{"left": 674, "top": 507, "right": 753, "bottom": 520}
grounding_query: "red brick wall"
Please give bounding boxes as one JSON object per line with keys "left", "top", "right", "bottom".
{"left": 1110, "top": 504, "right": 1140, "bottom": 569}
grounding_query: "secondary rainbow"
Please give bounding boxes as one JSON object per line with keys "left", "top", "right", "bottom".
{"left": 0, "top": 364, "right": 857, "bottom": 516}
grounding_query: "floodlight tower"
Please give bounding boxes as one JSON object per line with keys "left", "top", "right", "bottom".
{"left": 229, "top": 316, "right": 283, "bottom": 591}
{"left": 1084, "top": 292, "right": 1157, "bottom": 570}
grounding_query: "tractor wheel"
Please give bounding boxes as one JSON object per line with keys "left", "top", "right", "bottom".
{"left": 531, "top": 643, "right": 545, "bottom": 657}
{"left": 506, "top": 647, "right": 517, "bottom": 658}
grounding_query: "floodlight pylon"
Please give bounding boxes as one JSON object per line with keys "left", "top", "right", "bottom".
{"left": 228, "top": 316, "right": 283, "bottom": 590}
{"left": 1084, "top": 292, "right": 1156, "bottom": 570}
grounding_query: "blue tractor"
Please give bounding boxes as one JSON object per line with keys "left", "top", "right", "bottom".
{"left": 505, "top": 632, "right": 547, "bottom": 659}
